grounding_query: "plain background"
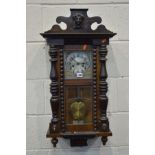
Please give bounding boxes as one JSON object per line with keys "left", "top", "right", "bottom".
{"left": 0, "top": 0, "right": 155, "bottom": 155}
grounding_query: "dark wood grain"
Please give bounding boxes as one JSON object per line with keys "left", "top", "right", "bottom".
{"left": 41, "top": 8, "right": 116, "bottom": 147}
{"left": 49, "top": 45, "right": 59, "bottom": 133}
{"left": 98, "top": 43, "right": 110, "bottom": 132}
{"left": 59, "top": 47, "right": 66, "bottom": 133}
{"left": 41, "top": 9, "right": 116, "bottom": 38}
{"left": 64, "top": 79, "right": 92, "bottom": 86}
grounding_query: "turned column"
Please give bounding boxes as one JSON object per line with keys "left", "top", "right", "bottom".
{"left": 48, "top": 44, "right": 59, "bottom": 147}
{"left": 99, "top": 43, "right": 109, "bottom": 145}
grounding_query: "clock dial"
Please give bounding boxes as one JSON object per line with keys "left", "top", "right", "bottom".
{"left": 64, "top": 51, "right": 92, "bottom": 79}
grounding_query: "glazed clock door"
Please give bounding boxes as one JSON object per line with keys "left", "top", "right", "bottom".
{"left": 64, "top": 45, "right": 94, "bottom": 132}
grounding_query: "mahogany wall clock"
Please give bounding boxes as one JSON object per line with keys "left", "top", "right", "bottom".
{"left": 41, "top": 8, "right": 116, "bottom": 147}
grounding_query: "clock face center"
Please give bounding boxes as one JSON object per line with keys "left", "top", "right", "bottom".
{"left": 64, "top": 51, "right": 92, "bottom": 79}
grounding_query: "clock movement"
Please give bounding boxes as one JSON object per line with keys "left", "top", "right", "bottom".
{"left": 41, "top": 8, "right": 116, "bottom": 147}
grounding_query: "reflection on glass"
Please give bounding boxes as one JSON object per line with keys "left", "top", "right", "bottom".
{"left": 70, "top": 100, "right": 86, "bottom": 122}
{"left": 65, "top": 86, "right": 92, "bottom": 125}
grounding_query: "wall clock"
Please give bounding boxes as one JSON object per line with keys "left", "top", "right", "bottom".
{"left": 41, "top": 8, "right": 116, "bottom": 147}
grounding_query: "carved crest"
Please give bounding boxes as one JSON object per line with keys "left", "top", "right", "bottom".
{"left": 42, "top": 9, "right": 116, "bottom": 38}
{"left": 73, "top": 13, "right": 84, "bottom": 29}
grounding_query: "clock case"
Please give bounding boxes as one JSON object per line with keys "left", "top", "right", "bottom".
{"left": 41, "top": 9, "right": 116, "bottom": 147}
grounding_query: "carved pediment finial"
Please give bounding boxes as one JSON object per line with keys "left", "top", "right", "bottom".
{"left": 72, "top": 13, "right": 84, "bottom": 29}
{"left": 42, "top": 9, "right": 116, "bottom": 38}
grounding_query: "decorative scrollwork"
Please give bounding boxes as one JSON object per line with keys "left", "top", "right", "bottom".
{"left": 93, "top": 47, "right": 97, "bottom": 131}
{"left": 59, "top": 48, "right": 66, "bottom": 132}
{"left": 43, "top": 9, "right": 115, "bottom": 34}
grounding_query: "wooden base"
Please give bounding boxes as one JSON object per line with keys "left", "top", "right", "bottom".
{"left": 46, "top": 128, "right": 112, "bottom": 147}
